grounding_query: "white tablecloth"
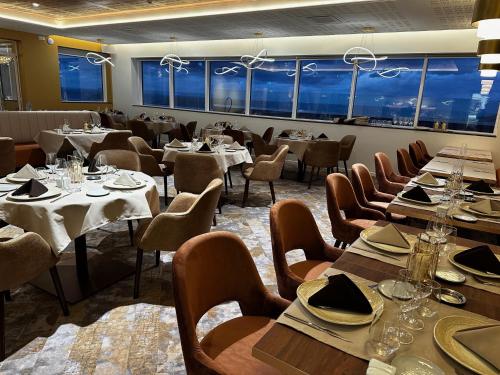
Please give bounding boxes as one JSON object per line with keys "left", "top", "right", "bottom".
{"left": 0, "top": 172, "right": 159, "bottom": 253}
{"left": 162, "top": 143, "right": 253, "bottom": 173}
{"left": 145, "top": 120, "right": 176, "bottom": 135}
{"left": 276, "top": 137, "right": 315, "bottom": 160}
{"left": 34, "top": 129, "right": 114, "bottom": 158}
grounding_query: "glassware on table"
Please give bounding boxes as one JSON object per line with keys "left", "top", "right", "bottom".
{"left": 392, "top": 269, "right": 424, "bottom": 334}
{"left": 45, "top": 152, "right": 57, "bottom": 181}
{"left": 407, "top": 233, "right": 441, "bottom": 282}
{"left": 416, "top": 279, "right": 441, "bottom": 318}
{"left": 54, "top": 158, "right": 68, "bottom": 189}
{"left": 192, "top": 135, "right": 199, "bottom": 151}
{"left": 367, "top": 315, "right": 400, "bottom": 359}
{"left": 441, "top": 226, "right": 457, "bottom": 257}
{"left": 36, "top": 167, "right": 48, "bottom": 183}
{"left": 67, "top": 155, "right": 84, "bottom": 192}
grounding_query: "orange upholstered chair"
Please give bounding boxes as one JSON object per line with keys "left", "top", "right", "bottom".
{"left": 397, "top": 148, "right": 419, "bottom": 178}
{"left": 326, "top": 173, "right": 384, "bottom": 247}
{"left": 270, "top": 199, "right": 342, "bottom": 300}
{"left": 173, "top": 231, "right": 289, "bottom": 374}
{"left": 351, "top": 163, "right": 395, "bottom": 213}
{"left": 409, "top": 143, "right": 427, "bottom": 168}
{"left": 416, "top": 140, "right": 433, "bottom": 162}
{"left": 374, "top": 152, "right": 410, "bottom": 195}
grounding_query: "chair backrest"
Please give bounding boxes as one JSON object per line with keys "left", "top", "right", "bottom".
{"left": 95, "top": 149, "right": 141, "bottom": 171}
{"left": 303, "top": 140, "right": 340, "bottom": 168}
{"left": 128, "top": 136, "right": 163, "bottom": 176}
{"left": 397, "top": 148, "right": 419, "bottom": 177}
{"left": 167, "top": 128, "right": 183, "bottom": 142}
{"left": 128, "top": 135, "right": 152, "bottom": 156}
{"left": 129, "top": 119, "right": 153, "bottom": 141}
{"left": 223, "top": 129, "right": 245, "bottom": 145}
{"left": 253, "top": 145, "right": 288, "bottom": 181}
{"left": 409, "top": 142, "right": 425, "bottom": 167}
{"left": 180, "top": 124, "right": 192, "bottom": 141}
{"left": 262, "top": 127, "right": 274, "bottom": 143}
{"left": 0, "top": 137, "right": 15, "bottom": 177}
{"left": 87, "top": 130, "right": 132, "bottom": 161}
{"left": 326, "top": 172, "right": 359, "bottom": 213}
{"left": 339, "top": 135, "right": 356, "bottom": 161}
{"left": 374, "top": 152, "right": 409, "bottom": 195}
{"left": 186, "top": 121, "right": 197, "bottom": 138}
{"left": 173, "top": 231, "right": 276, "bottom": 374}
{"left": 174, "top": 153, "right": 224, "bottom": 194}
{"left": 416, "top": 140, "right": 431, "bottom": 159}
{"left": 351, "top": 163, "right": 376, "bottom": 204}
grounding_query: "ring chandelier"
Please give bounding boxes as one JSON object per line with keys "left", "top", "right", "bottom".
{"left": 85, "top": 52, "right": 114, "bottom": 67}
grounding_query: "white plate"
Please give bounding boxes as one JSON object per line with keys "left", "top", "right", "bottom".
{"left": 86, "top": 188, "right": 110, "bottom": 197}
{"left": 397, "top": 192, "right": 441, "bottom": 206}
{"left": 411, "top": 177, "right": 446, "bottom": 188}
{"left": 196, "top": 150, "right": 215, "bottom": 154}
{"left": 166, "top": 144, "right": 188, "bottom": 149}
{"left": 103, "top": 180, "right": 146, "bottom": 190}
{"left": 6, "top": 187, "right": 61, "bottom": 202}
{"left": 6, "top": 173, "right": 48, "bottom": 183}
{"left": 0, "top": 184, "right": 19, "bottom": 192}
{"left": 392, "top": 355, "right": 444, "bottom": 375}
{"left": 448, "top": 249, "right": 500, "bottom": 279}
{"left": 459, "top": 202, "right": 500, "bottom": 218}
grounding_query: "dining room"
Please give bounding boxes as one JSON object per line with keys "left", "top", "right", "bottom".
{"left": 0, "top": 0, "right": 499, "bottom": 374}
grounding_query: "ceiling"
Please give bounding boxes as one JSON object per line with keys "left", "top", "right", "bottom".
{"left": 0, "top": 0, "right": 476, "bottom": 44}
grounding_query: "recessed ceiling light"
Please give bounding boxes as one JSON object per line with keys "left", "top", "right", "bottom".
{"left": 32, "top": 2, "right": 40, "bottom": 8}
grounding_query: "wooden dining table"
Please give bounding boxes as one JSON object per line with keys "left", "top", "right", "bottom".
{"left": 420, "top": 156, "right": 496, "bottom": 184}
{"left": 252, "top": 221, "right": 500, "bottom": 374}
{"left": 437, "top": 146, "right": 493, "bottom": 162}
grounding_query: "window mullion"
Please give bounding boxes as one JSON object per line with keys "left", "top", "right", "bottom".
{"left": 291, "top": 59, "right": 300, "bottom": 119}
{"left": 414, "top": 57, "right": 428, "bottom": 128}
{"left": 347, "top": 64, "right": 358, "bottom": 118}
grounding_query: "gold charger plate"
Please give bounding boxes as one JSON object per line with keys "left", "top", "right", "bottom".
{"left": 433, "top": 316, "right": 498, "bottom": 375}
{"left": 459, "top": 202, "right": 500, "bottom": 218}
{"left": 448, "top": 249, "right": 500, "bottom": 279}
{"left": 359, "top": 227, "right": 414, "bottom": 254}
{"left": 296, "top": 278, "right": 384, "bottom": 325}
{"left": 396, "top": 193, "right": 441, "bottom": 206}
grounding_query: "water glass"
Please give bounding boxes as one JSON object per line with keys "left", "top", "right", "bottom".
{"left": 367, "top": 317, "right": 400, "bottom": 359}
{"left": 54, "top": 158, "right": 68, "bottom": 188}
{"left": 442, "top": 226, "right": 457, "bottom": 256}
{"left": 392, "top": 269, "right": 424, "bottom": 333}
{"left": 45, "top": 152, "right": 57, "bottom": 179}
{"left": 416, "top": 279, "right": 441, "bottom": 318}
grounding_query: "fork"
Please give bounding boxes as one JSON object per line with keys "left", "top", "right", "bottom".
{"left": 283, "top": 313, "right": 351, "bottom": 342}
{"left": 473, "top": 275, "right": 499, "bottom": 287}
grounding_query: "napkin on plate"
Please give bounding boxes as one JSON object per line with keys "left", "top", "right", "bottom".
{"left": 168, "top": 138, "right": 184, "bottom": 147}
{"left": 13, "top": 164, "right": 41, "bottom": 179}
{"left": 278, "top": 131, "right": 289, "bottom": 138}
{"left": 308, "top": 274, "right": 373, "bottom": 314}
{"left": 468, "top": 199, "right": 500, "bottom": 214}
{"left": 114, "top": 172, "right": 138, "bottom": 187}
{"left": 228, "top": 141, "right": 242, "bottom": 150}
{"left": 11, "top": 178, "right": 48, "bottom": 198}
{"left": 466, "top": 180, "right": 494, "bottom": 194}
{"left": 454, "top": 245, "right": 500, "bottom": 275}
{"left": 453, "top": 325, "right": 500, "bottom": 371}
{"left": 365, "top": 359, "right": 396, "bottom": 375}
{"left": 366, "top": 224, "right": 410, "bottom": 249}
{"left": 401, "top": 185, "right": 432, "bottom": 203}
{"left": 318, "top": 133, "right": 328, "bottom": 139}
{"left": 417, "top": 172, "right": 438, "bottom": 185}
{"left": 198, "top": 143, "right": 212, "bottom": 152}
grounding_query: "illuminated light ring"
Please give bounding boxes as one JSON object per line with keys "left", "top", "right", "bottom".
{"left": 377, "top": 67, "right": 410, "bottom": 78}
{"left": 286, "top": 62, "right": 318, "bottom": 77}
{"left": 160, "top": 53, "right": 190, "bottom": 73}
{"left": 85, "top": 52, "right": 115, "bottom": 67}
{"left": 343, "top": 46, "right": 387, "bottom": 72}
{"left": 215, "top": 66, "right": 240, "bottom": 75}
{"left": 240, "top": 49, "right": 275, "bottom": 70}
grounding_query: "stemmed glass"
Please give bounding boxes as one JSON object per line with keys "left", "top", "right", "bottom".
{"left": 367, "top": 314, "right": 400, "bottom": 359}
{"left": 54, "top": 158, "right": 68, "bottom": 189}
{"left": 45, "top": 153, "right": 57, "bottom": 181}
{"left": 192, "top": 134, "right": 199, "bottom": 151}
{"left": 416, "top": 279, "right": 441, "bottom": 318}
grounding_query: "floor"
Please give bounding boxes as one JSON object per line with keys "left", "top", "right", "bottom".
{"left": 0, "top": 162, "right": 337, "bottom": 375}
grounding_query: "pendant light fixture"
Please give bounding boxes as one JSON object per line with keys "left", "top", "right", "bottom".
{"left": 237, "top": 32, "right": 275, "bottom": 70}
{"left": 472, "top": 0, "right": 500, "bottom": 68}
{"left": 160, "top": 36, "right": 190, "bottom": 74}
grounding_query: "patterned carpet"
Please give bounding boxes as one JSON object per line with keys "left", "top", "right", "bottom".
{"left": 0, "top": 162, "right": 337, "bottom": 375}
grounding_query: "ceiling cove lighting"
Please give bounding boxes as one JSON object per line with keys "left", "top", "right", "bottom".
{"left": 85, "top": 52, "right": 114, "bottom": 67}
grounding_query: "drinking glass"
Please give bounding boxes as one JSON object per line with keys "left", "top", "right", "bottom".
{"left": 54, "top": 158, "right": 68, "bottom": 188}
{"left": 392, "top": 269, "right": 424, "bottom": 333}
{"left": 45, "top": 152, "right": 57, "bottom": 180}
{"left": 36, "top": 167, "right": 48, "bottom": 184}
{"left": 416, "top": 279, "right": 441, "bottom": 318}
{"left": 441, "top": 226, "right": 457, "bottom": 256}
{"left": 367, "top": 317, "right": 400, "bottom": 359}
{"left": 407, "top": 233, "right": 441, "bottom": 282}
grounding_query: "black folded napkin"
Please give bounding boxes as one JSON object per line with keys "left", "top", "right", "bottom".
{"left": 158, "top": 115, "right": 166, "bottom": 120}
{"left": 88, "top": 159, "right": 99, "bottom": 173}
{"left": 12, "top": 178, "right": 48, "bottom": 198}
{"left": 466, "top": 179, "right": 494, "bottom": 194}
{"left": 454, "top": 245, "right": 500, "bottom": 275}
{"left": 308, "top": 274, "right": 373, "bottom": 314}
{"left": 318, "top": 133, "right": 328, "bottom": 139}
{"left": 278, "top": 132, "right": 289, "bottom": 138}
{"left": 402, "top": 185, "right": 432, "bottom": 203}
{"left": 198, "top": 143, "right": 212, "bottom": 152}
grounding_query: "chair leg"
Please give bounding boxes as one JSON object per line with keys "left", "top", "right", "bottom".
{"left": 4, "top": 291, "right": 11, "bottom": 302}
{"left": 218, "top": 200, "right": 222, "bottom": 214}
{"left": 213, "top": 215, "right": 217, "bottom": 226}
{"left": 341, "top": 242, "right": 348, "bottom": 250}
{"left": 227, "top": 169, "right": 233, "bottom": 188}
{"left": 133, "top": 248, "right": 144, "bottom": 299}
{"left": 344, "top": 160, "right": 349, "bottom": 178}
{"left": 127, "top": 220, "right": 134, "bottom": 246}
{"left": 223, "top": 174, "right": 228, "bottom": 195}
{"left": 308, "top": 166, "right": 314, "bottom": 189}
{"left": 155, "top": 250, "right": 160, "bottom": 267}
{"left": 49, "top": 267, "right": 69, "bottom": 316}
{"left": 316, "top": 167, "right": 320, "bottom": 179}
{"left": 334, "top": 239, "right": 342, "bottom": 248}
{"left": 1, "top": 291, "right": 5, "bottom": 361}
{"left": 242, "top": 179, "right": 249, "bottom": 208}
{"left": 269, "top": 181, "right": 276, "bottom": 204}
{"left": 163, "top": 173, "right": 168, "bottom": 202}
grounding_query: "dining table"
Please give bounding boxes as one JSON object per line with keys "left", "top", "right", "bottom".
{"left": 145, "top": 119, "right": 177, "bottom": 146}
{"left": 252, "top": 221, "right": 500, "bottom": 374}
{"left": 420, "top": 156, "right": 497, "bottom": 185}
{"left": 437, "top": 146, "right": 493, "bottom": 162}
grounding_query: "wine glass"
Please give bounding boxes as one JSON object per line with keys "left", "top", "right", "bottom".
{"left": 45, "top": 152, "right": 57, "bottom": 180}
{"left": 416, "top": 279, "right": 441, "bottom": 318}
{"left": 392, "top": 269, "right": 423, "bottom": 343}
{"left": 54, "top": 158, "right": 67, "bottom": 188}
{"left": 367, "top": 315, "right": 400, "bottom": 359}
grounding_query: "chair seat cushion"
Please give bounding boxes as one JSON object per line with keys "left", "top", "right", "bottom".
{"left": 346, "top": 218, "right": 378, "bottom": 229}
{"left": 370, "top": 201, "right": 389, "bottom": 210}
{"left": 243, "top": 167, "right": 254, "bottom": 178}
{"left": 289, "top": 260, "right": 333, "bottom": 281}
{"left": 15, "top": 143, "right": 45, "bottom": 168}
{"left": 200, "top": 316, "right": 281, "bottom": 375}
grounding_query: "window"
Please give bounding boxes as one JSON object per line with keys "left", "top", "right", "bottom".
{"left": 209, "top": 61, "right": 247, "bottom": 113}
{"left": 250, "top": 60, "right": 296, "bottom": 117}
{"left": 58, "top": 53, "right": 104, "bottom": 102}
{"left": 174, "top": 60, "right": 205, "bottom": 110}
{"left": 353, "top": 58, "right": 424, "bottom": 125}
{"left": 419, "top": 57, "right": 500, "bottom": 133}
{"left": 142, "top": 61, "right": 169, "bottom": 107}
{"left": 297, "top": 59, "right": 353, "bottom": 120}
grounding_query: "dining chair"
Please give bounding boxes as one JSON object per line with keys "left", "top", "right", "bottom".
{"left": 133, "top": 179, "right": 223, "bottom": 298}
{"left": 270, "top": 199, "right": 343, "bottom": 300}
{"left": 302, "top": 140, "right": 340, "bottom": 189}
{"left": 326, "top": 173, "right": 385, "bottom": 248}
{"left": 180, "top": 124, "right": 192, "bottom": 141}
{"left": 242, "top": 145, "right": 289, "bottom": 208}
{"left": 87, "top": 130, "right": 132, "bottom": 161}
{"left": 416, "top": 140, "right": 433, "bottom": 162}
{"left": 186, "top": 121, "right": 197, "bottom": 138}
{"left": 167, "top": 128, "right": 185, "bottom": 142}
{"left": 223, "top": 129, "right": 245, "bottom": 145}
{"left": 128, "top": 119, "right": 155, "bottom": 146}
{"left": 409, "top": 143, "right": 427, "bottom": 168}
{"left": 397, "top": 148, "right": 419, "bottom": 178}
{"left": 99, "top": 112, "right": 125, "bottom": 130}
{"left": 0, "top": 137, "right": 15, "bottom": 178}
{"left": 0, "top": 233, "right": 69, "bottom": 360}
{"left": 251, "top": 133, "right": 278, "bottom": 157}
{"left": 172, "top": 231, "right": 289, "bottom": 374}
{"left": 374, "top": 152, "right": 410, "bottom": 195}
{"left": 338, "top": 135, "right": 356, "bottom": 178}
{"left": 262, "top": 127, "right": 274, "bottom": 144}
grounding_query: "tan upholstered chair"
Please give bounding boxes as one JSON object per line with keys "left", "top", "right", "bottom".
{"left": 242, "top": 145, "right": 289, "bottom": 207}
{"left": 133, "top": 178, "right": 223, "bottom": 298}
{"left": 87, "top": 130, "right": 132, "bottom": 161}
{"left": 270, "top": 199, "right": 343, "bottom": 301}
{"left": 409, "top": 143, "right": 427, "bottom": 168}
{"left": 326, "top": 173, "right": 385, "bottom": 247}
{"left": 0, "top": 233, "right": 69, "bottom": 360}
{"left": 339, "top": 135, "right": 356, "bottom": 178}
{"left": 374, "top": 152, "right": 410, "bottom": 195}
{"left": 251, "top": 133, "right": 278, "bottom": 157}
{"left": 416, "top": 140, "right": 433, "bottom": 162}
{"left": 128, "top": 119, "right": 155, "bottom": 145}
{"left": 94, "top": 150, "right": 141, "bottom": 171}
{"left": 0, "top": 138, "right": 15, "bottom": 177}
{"left": 174, "top": 153, "right": 224, "bottom": 194}
{"left": 303, "top": 140, "right": 340, "bottom": 189}
{"left": 397, "top": 148, "right": 419, "bottom": 178}
{"left": 173, "top": 231, "right": 289, "bottom": 374}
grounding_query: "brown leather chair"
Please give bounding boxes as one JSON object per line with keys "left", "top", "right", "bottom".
{"left": 0, "top": 138, "right": 15, "bottom": 177}
{"left": 87, "top": 130, "right": 132, "bottom": 161}
{"left": 173, "top": 231, "right": 289, "bottom": 374}
{"left": 100, "top": 112, "right": 125, "bottom": 130}
{"left": 497, "top": 169, "right": 500, "bottom": 188}
{"left": 223, "top": 129, "right": 245, "bottom": 145}
{"left": 303, "top": 140, "right": 340, "bottom": 189}
{"left": 374, "top": 152, "right": 410, "bottom": 195}
{"left": 339, "top": 135, "right": 356, "bottom": 178}
{"left": 94, "top": 150, "right": 141, "bottom": 171}
{"left": 134, "top": 179, "right": 223, "bottom": 298}
{"left": 262, "top": 127, "right": 274, "bottom": 144}
{"left": 242, "top": 145, "right": 289, "bottom": 208}
{"left": 167, "top": 128, "right": 184, "bottom": 142}
{"left": 128, "top": 119, "right": 155, "bottom": 145}
{"left": 186, "top": 121, "right": 197, "bottom": 138}
{"left": 180, "top": 124, "right": 192, "bottom": 141}
{"left": 270, "top": 199, "right": 343, "bottom": 301}
{"left": 409, "top": 143, "right": 427, "bottom": 168}
{"left": 397, "top": 148, "right": 419, "bottom": 178}
{"left": 416, "top": 140, "right": 433, "bottom": 162}
{"left": 326, "top": 173, "right": 385, "bottom": 247}
{"left": 0, "top": 233, "right": 69, "bottom": 360}
{"left": 251, "top": 133, "right": 277, "bottom": 157}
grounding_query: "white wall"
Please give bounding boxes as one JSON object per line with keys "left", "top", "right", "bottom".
{"left": 106, "top": 29, "right": 500, "bottom": 172}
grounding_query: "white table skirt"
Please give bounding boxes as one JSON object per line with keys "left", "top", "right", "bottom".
{"left": 0, "top": 172, "right": 159, "bottom": 253}
{"left": 34, "top": 130, "right": 113, "bottom": 158}
{"left": 276, "top": 137, "right": 315, "bottom": 161}
{"left": 162, "top": 143, "right": 253, "bottom": 173}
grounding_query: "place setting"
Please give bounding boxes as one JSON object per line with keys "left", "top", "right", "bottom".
{"left": 396, "top": 185, "right": 442, "bottom": 206}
